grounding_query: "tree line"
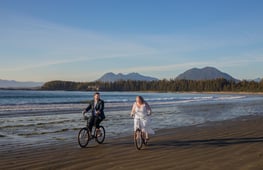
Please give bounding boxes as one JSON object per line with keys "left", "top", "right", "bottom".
{"left": 41, "top": 78, "right": 263, "bottom": 92}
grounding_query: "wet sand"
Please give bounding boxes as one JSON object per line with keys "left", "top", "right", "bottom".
{"left": 1, "top": 116, "right": 263, "bottom": 170}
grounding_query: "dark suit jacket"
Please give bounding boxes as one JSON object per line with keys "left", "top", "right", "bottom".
{"left": 85, "top": 99, "right": 105, "bottom": 119}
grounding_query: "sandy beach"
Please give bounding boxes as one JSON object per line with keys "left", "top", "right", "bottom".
{"left": 1, "top": 115, "right": 263, "bottom": 170}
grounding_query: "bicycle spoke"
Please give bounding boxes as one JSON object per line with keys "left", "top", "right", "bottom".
{"left": 134, "top": 129, "right": 143, "bottom": 150}
{"left": 78, "top": 128, "right": 90, "bottom": 148}
{"left": 95, "top": 126, "right": 105, "bottom": 144}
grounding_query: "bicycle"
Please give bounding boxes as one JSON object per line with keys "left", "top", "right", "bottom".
{"left": 134, "top": 118, "right": 148, "bottom": 150}
{"left": 78, "top": 114, "right": 105, "bottom": 148}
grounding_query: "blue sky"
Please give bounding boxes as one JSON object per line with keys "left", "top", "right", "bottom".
{"left": 0, "top": 0, "right": 263, "bottom": 82}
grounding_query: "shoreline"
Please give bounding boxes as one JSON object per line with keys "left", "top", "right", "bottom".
{"left": 1, "top": 88, "right": 263, "bottom": 95}
{"left": 1, "top": 115, "right": 263, "bottom": 169}
{"left": 198, "top": 91, "right": 263, "bottom": 95}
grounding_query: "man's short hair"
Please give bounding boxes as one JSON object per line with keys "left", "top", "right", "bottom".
{"left": 94, "top": 92, "right": 100, "bottom": 96}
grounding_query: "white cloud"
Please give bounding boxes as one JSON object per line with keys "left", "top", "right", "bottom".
{"left": 0, "top": 13, "right": 156, "bottom": 70}
{"left": 1, "top": 11, "right": 263, "bottom": 81}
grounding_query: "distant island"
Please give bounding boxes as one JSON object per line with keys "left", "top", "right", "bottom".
{"left": 0, "top": 79, "right": 43, "bottom": 89}
{"left": 41, "top": 78, "right": 263, "bottom": 92}
{"left": 97, "top": 72, "right": 158, "bottom": 82}
{"left": 41, "top": 67, "right": 263, "bottom": 92}
{"left": 176, "top": 67, "right": 238, "bottom": 82}
{"left": 1, "top": 67, "right": 262, "bottom": 92}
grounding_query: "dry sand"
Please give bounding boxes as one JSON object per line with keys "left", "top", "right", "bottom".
{"left": 1, "top": 116, "right": 263, "bottom": 170}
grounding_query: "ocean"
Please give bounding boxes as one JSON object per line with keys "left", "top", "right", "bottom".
{"left": 1, "top": 90, "right": 263, "bottom": 146}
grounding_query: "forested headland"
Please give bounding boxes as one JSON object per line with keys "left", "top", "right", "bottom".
{"left": 41, "top": 78, "right": 263, "bottom": 92}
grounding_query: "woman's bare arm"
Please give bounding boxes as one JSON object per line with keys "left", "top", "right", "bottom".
{"left": 145, "top": 102, "right": 152, "bottom": 115}
{"left": 130, "top": 102, "right": 136, "bottom": 117}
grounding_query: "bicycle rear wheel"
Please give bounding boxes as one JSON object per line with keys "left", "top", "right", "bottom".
{"left": 95, "top": 126, "right": 105, "bottom": 144}
{"left": 78, "top": 127, "right": 90, "bottom": 148}
{"left": 134, "top": 129, "right": 143, "bottom": 150}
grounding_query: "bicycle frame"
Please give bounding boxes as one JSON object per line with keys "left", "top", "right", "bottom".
{"left": 134, "top": 117, "right": 147, "bottom": 150}
{"left": 78, "top": 115, "right": 105, "bottom": 148}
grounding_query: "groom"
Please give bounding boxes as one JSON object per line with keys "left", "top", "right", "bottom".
{"left": 83, "top": 92, "right": 105, "bottom": 135}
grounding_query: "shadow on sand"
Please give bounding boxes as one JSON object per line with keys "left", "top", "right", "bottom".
{"left": 150, "top": 137, "right": 263, "bottom": 148}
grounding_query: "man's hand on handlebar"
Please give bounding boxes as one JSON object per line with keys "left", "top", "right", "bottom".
{"left": 96, "top": 111, "right": 100, "bottom": 116}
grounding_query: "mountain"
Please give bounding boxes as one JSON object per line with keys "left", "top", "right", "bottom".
{"left": 250, "top": 78, "right": 262, "bottom": 82}
{"left": 0, "top": 79, "right": 44, "bottom": 88}
{"left": 176, "top": 67, "right": 238, "bottom": 81}
{"left": 97, "top": 72, "right": 158, "bottom": 82}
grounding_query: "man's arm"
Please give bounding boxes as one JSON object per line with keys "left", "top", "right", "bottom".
{"left": 83, "top": 102, "right": 92, "bottom": 114}
{"left": 96, "top": 100, "right": 104, "bottom": 115}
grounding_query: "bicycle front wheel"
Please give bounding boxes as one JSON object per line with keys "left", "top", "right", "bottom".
{"left": 95, "top": 126, "right": 105, "bottom": 144}
{"left": 78, "top": 127, "right": 90, "bottom": 148}
{"left": 134, "top": 129, "right": 143, "bottom": 150}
